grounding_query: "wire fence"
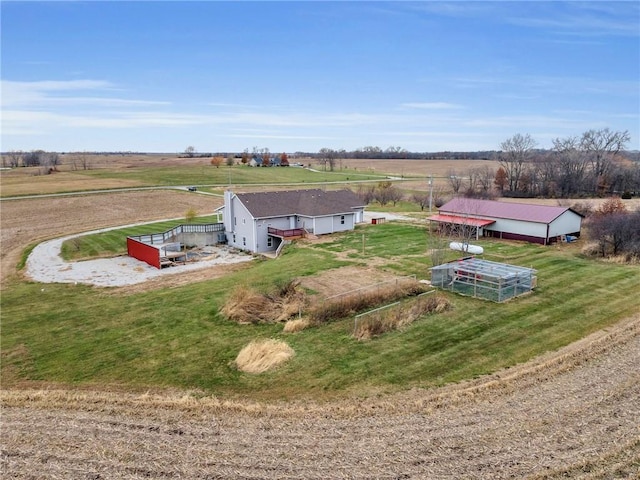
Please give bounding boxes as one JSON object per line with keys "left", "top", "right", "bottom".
{"left": 353, "top": 289, "right": 436, "bottom": 336}
{"left": 325, "top": 275, "right": 418, "bottom": 303}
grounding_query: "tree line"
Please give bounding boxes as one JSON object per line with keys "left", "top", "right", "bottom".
{"left": 496, "top": 129, "right": 637, "bottom": 198}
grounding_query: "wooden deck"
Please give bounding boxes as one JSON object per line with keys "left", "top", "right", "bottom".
{"left": 267, "top": 227, "right": 305, "bottom": 239}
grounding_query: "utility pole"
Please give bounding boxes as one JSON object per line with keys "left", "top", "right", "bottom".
{"left": 429, "top": 174, "right": 434, "bottom": 213}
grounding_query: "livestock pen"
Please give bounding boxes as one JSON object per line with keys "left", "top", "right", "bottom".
{"left": 430, "top": 257, "right": 537, "bottom": 302}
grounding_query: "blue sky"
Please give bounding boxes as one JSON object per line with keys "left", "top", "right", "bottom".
{"left": 2, "top": 1, "right": 638, "bottom": 153}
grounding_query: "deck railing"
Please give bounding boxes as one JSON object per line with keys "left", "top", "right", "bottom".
{"left": 128, "top": 223, "right": 225, "bottom": 245}
{"left": 267, "top": 227, "right": 305, "bottom": 238}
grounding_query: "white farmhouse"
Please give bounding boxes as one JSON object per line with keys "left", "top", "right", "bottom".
{"left": 430, "top": 198, "right": 583, "bottom": 245}
{"left": 222, "top": 189, "right": 366, "bottom": 253}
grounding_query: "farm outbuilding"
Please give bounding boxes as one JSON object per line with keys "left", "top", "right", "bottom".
{"left": 431, "top": 257, "right": 537, "bottom": 302}
{"left": 429, "top": 198, "right": 583, "bottom": 245}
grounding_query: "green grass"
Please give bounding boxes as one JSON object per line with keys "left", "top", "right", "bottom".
{"left": 2, "top": 223, "right": 639, "bottom": 401}
{"left": 78, "top": 164, "right": 386, "bottom": 187}
{"left": 60, "top": 215, "right": 219, "bottom": 260}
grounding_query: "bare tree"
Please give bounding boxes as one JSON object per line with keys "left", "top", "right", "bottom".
{"left": 412, "top": 192, "right": 431, "bottom": 211}
{"left": 23, "top": 150, "right": 44, "bottom": 167}
{"left": 387, "top": 186, "right": 404, "bottom": 206}
{"left": 472, "top": 165, "right": 495, "bottom": 195}
{"left": 6, "top": 150, "right": 23, "bottom": 168}
{"left": 499, "top": 133, "right": 537, "bottom": 192}
{"left": 580, "top": 128, "right": 630, "bottom": 194}
{"left": 184, "top": 146, "right": 196, "bottom": 158}
{"left": 551, "top": 136, "right": 588, "bottom": 196}
{"left": 319, "top": 148, "right": 337, "bottom": 171}
{"left": 447, "top": 169, "right": 465, "bottom": 194}
{"left": 356, "top": 184, "right": 376, "bottom": 204}
{"left": 374, "top": 181, "right": 395, "bottom": 206}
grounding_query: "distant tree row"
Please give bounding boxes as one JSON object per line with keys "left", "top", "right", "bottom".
{"left": 3, "top": 150, "right": 60, "bottom": 170}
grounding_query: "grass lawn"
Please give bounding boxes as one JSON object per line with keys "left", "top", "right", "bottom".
{"left": 2, "top": 222, "right": 639, "bottom": 401}
{"left": 79, "top": 164, "right": 388, "bottom": 187}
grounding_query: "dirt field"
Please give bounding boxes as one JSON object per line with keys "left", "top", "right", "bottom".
{"left": 1, "top": 161, "right": 639, "bottom": 478}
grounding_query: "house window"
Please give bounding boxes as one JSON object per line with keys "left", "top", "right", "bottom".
{"left": 267, "top": 236, "right": 273, "bottom": 248}
{"left": 340, "top": 215, "right": 345, "bottom": 225}
{"left": 234, "top": 217, "right": 237, "bottom": 226}
{"left": 243, "top": 218, "right": 246, "bottom": 224}
{"left": 243, "top": 237, "right": 246, "bottom": 246}
{"left": 232, "top": 234, "right": 236, "bottom": 243}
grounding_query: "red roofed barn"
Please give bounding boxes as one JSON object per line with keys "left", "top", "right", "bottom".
{"left": 430, "top": 198, "right": 583, "bottom": 245}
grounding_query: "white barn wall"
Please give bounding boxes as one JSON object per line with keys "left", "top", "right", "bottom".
{"left": 485, "top": 218, "right": 547, "bottom": 238}
{"left": 548, "top": 212, "right": 582, "bottom": 238}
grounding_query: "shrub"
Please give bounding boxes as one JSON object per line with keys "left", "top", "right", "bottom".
{"left": 185, "top": 207, "right": 197, "bottom": 223}
{"left": 234, "top": 339, "right": 295, "bottom": 374}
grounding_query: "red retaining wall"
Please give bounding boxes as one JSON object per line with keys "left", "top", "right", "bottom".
{"left": 127, "top": 237, "right": 160, "bottom": 269}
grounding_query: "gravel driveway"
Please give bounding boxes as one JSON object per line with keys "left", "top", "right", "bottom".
{"left": 25, "top": 223, "right": 253, "bottom": 288}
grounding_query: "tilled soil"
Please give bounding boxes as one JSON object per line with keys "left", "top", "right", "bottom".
{"left": 1, "top": 191, "right": 639, "bottom": 478}
{"left": 2, "top": 316, "right": 638, "bottom": 479}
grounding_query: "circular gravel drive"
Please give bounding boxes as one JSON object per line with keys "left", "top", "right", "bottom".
{"left": 25, "top": 223, "right": 254, "bottom": 288}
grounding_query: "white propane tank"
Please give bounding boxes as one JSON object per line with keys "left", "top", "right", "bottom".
{"left": 449, "top": 242, "right": 484, "bottom": 255}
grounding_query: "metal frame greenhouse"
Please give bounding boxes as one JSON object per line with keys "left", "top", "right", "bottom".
{"left": 430, "top": 257, "right": 537, "bottom": 302}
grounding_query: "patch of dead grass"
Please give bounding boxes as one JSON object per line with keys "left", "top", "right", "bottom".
{"left": 221, "top": 280, "right": 306, "bottom": 324}
{"left": 234, "top": 339, "right": 295, "bottom": 374}
{"left": 354, "top": 293, "right": 451, "bottom": 340}
{"left": 283, "top": 318, "right": 310, "bottom": 333}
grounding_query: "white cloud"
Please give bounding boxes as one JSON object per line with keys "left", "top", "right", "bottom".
{"left": 1, "top": 79, "right": 169, "bottom": 108}
{"left": 400, "top": 102, "right": 464, "bottom": 110}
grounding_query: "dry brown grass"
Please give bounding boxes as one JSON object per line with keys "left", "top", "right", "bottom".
{"left": 234, "top": 339, "right": 295, "bottom": 374}
{"left": 354, "top": 293, "right": 451, "bottom": 340}
{"left": 221, "top": 280, "right": 306, "bottom": 324}
{"left": 283, "top": 318, "right": 310, "bottom": 333}
{"left": 308, "top": 280, "right": 427, "bottom": 324}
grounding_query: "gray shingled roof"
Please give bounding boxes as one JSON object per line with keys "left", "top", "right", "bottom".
{"left": 235, "top": 189, "right": 365, "bottom": 219}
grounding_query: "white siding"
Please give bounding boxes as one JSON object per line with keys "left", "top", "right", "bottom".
{"left": 255, "top": 217, "right": 290, "bottom": 253}
{"left": 484, "top": 218, "right": 547, "bottom": 238}
{"left": 226, "top": 197, "right": 255, "bottom": 251}
{"left": 548, "top": 211, "right": 582, "bottom": 237}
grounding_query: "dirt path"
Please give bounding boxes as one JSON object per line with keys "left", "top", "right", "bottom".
{"left": 2, "top": 192, "right": 639, "bottom": 478}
